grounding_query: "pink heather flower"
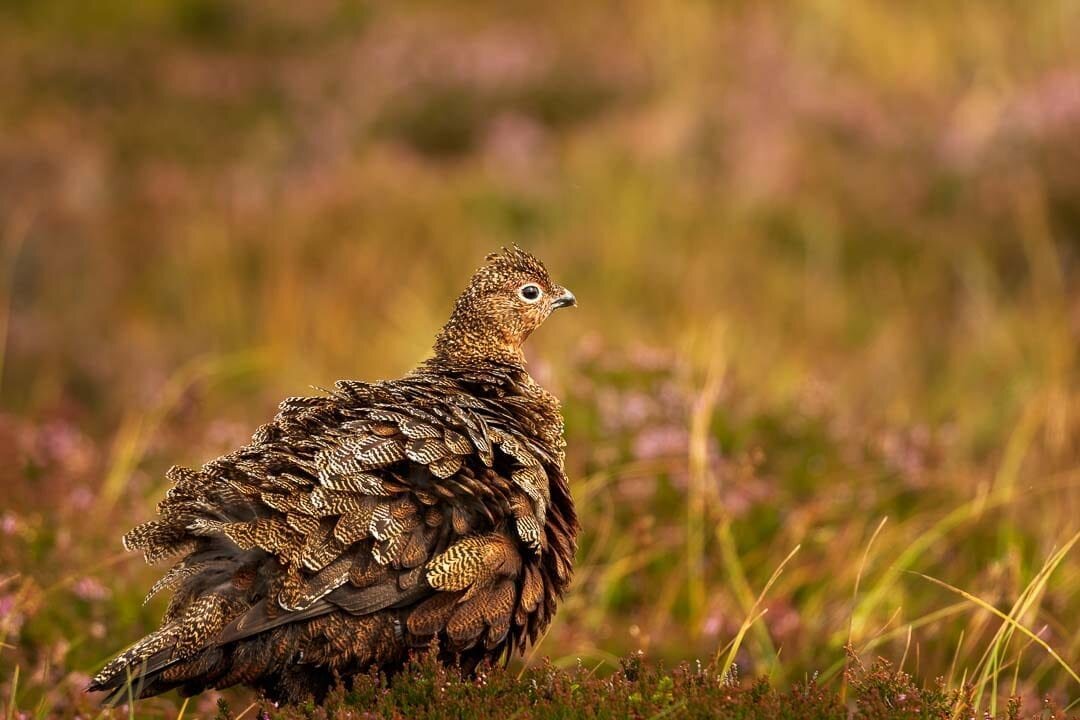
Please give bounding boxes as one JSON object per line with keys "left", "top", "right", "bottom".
{"left": 205, "top": 419, "right": 250, "bottom": 450}
{"left": 627, "top": 344, "right": 675, "bottom": 372}
{"left": 68, "top": 672, "right": 91, "bottom": 689}
{"left": 1, "top": 513, "right": 18, "bottom": 535}
{"left": 70, "top": 486, "right": 94, "bottom": 511}
{"left": 632, "top": 426, "right": 689, "bottom": 461}
{"left": 483, "top": 111, "right": 548, "bottom": 181}
{"left": 36, "top": 420, "right": 95, "bottom": 473}
{"left": 72, "top": 577, "right": 110, "bottom": 601}
{"left": 619, "top": 392, "right": 653, "bottom": 428}
{"left": 702, "top": 612, "right": 724, "bottom": 638}
{"left": 1009, "top": 71, "right": 1080, "bottom": 138}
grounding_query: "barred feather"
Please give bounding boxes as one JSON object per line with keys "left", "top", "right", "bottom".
{"left": 89, "top": 247, "right": 579, "bottom": 707}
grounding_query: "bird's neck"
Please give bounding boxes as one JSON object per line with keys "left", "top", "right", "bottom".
{"left": 420, "top": 345, "right": 536, "bottom": 397}
{"left": 431, "top": 323, "right": 527, "bottom": 368}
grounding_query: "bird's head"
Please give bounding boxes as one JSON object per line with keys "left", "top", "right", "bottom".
{"left": 433, "top": 246, "right": 576, "bottom": 366}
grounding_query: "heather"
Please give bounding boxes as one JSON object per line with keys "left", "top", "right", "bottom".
{"left": 56, "top": 653, "right": 1076, "bottom": 720}
{"left": 2, "top": 0, "right": 1080, "bottom": 717}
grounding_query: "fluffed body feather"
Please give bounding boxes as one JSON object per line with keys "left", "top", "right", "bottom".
{"left": 89, "top": 248, "right": 579, "bottom": 705}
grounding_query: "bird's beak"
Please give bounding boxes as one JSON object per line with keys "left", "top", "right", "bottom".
{"left": 552, "top": 288, "right": 577, "bottom": 309}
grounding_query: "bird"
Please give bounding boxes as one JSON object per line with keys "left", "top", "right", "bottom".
{"left": 88, "top": 246, "right": 579, "bottom": 706}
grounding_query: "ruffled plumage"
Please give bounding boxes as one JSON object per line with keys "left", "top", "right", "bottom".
{"left": 89, "top": 248, "right": 579, "bottom": 705}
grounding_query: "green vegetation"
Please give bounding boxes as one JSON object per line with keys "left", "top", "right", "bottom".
{"left": 165, "top": 652, "right": 1076, "bottom": 720}
{"left": 2, "top": 0, "right": 1079, "bottom": 717}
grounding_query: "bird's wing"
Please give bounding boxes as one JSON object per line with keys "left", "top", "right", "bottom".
{"left": 100, "top": 379, "right": 553, "bottom": 697}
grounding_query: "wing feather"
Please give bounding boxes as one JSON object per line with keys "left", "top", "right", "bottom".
{"left": 95, "top": 369, "right": 573, "bottom": 704}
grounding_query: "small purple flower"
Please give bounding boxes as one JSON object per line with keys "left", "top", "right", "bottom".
{"left": 632, "top": 426, "right": 688, "bottom": 461}
{"left": 73, "top": 577, "right": 110, "bottom": 601}
{"left": 701, "top": 612, "right": 724, "bottom": 638}
{"left": 1, "top": 513, "right": 18, "bottom": 535}
{"left": 69, "top": 486, "right": 94, "bottom": 511}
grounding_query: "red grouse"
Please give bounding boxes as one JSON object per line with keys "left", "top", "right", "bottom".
{"left": 90, "top": 247, "right": 579, "bottom": 705}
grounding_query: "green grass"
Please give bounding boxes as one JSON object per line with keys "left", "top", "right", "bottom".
{"left": 2, "top": 0, "right": 1080, "bottom": 716}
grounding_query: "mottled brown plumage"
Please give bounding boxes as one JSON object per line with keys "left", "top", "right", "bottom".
{"left": 89, "top": 247, "right": 579, "bottom": 705}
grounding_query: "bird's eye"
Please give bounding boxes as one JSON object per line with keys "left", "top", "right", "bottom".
{"left": 518, "top": 284, "right": 543, "bottom": 302}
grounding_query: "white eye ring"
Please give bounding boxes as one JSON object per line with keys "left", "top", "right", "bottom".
{"left": 518, "top": 284, "right": 543, "bottom": 303}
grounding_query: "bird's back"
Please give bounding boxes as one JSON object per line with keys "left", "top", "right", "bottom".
{"left": 89, "top": 361, "right": 578, "bottom": 704}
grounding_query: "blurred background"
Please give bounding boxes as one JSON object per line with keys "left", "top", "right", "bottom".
{"left": 2, "top": 0, "right": 1079, "bottom": 715}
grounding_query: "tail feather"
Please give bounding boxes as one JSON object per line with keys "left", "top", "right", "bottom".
{"left": 88, "top": 643, "right": 183, "bottom": 705}
{"left": 89, "top": 583, "right": 248, "bottom": 703}
{"left": 91, "top": 463, "right": 267, "bottom": 704}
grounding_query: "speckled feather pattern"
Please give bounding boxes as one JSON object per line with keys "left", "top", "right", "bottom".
{"left": 88, "top": 248, "right": 579, "bottom": 705}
